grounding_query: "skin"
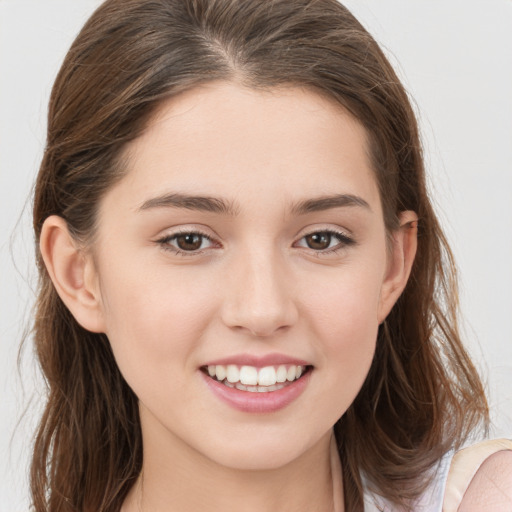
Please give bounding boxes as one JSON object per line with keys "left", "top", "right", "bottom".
{"left": 459, "top": 451, "right": 512, "bottom": 512}
{"left": 40, "top": 82, "right": 418, "bottom": 511}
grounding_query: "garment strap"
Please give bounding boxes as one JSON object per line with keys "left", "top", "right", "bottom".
{"left": 443, "top": 438, "right": 512, "bottom": 512}
{"left": 330, "top": 433, "right": 344, "bottom": 512}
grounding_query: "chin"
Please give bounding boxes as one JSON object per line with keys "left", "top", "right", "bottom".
{"left": 209, "top": 448, "right": 303, "bottom": 471}
{"left": 197, "top": 428, "right": 329, "bottom": 472}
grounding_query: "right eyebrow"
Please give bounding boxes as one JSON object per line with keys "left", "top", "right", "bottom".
{"left": 138, "top": 193, "right": 240, "bottom": 216}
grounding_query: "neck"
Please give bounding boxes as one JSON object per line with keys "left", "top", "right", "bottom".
{"left": 122, "top": 418, "right": 343, "bottom": 512}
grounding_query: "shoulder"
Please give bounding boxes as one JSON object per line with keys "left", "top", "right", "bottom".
{"left": 458, "top": 449, "right": 512, "bottom": 512}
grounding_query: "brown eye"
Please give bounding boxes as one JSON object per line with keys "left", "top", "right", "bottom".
{"left": 304, "top": 232, "right": 333, "bottom": 250}
{"left": 157, "top": 231, "right": 215, "bottom": 255}
{"left": 295, "top": 229, "right": 355, "bottom": 254}
{"left": 175, "top": 233, "right": 204, "bottom": 251}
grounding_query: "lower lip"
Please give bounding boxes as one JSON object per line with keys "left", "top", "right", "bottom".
{"left": 201, "top": 370, "right": 312, "bottom": 413}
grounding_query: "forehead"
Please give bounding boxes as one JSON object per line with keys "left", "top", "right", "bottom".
{"left": 108, "top": 81, "right": 381, "bottom": 217}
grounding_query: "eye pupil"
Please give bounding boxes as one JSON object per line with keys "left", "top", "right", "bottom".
{"left": 306, "top": 232, "right": 331, "bottom": 250}
{"left": 177, "top": 234, "right": 202, "bottom": 251}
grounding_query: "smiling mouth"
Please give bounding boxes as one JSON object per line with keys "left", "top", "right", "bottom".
{"left": 201, "top": 364, "right": 312, "bottom": 393}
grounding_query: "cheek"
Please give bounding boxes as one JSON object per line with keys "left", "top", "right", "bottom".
{"left": 304, "top": 261, "right": 383, "bottom": 343}
{"left": 301, "top": 262, "right": 383, "bottom": 408}
{"left": 318, "top": 291, "right": 379, "bottom": 383}
{"left": 98, "top": 264, "right": 219, "bottom": 378}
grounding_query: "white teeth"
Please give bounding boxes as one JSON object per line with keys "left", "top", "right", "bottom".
{"left": 239, "top": 366, "right": 258, "bottom": 385}
{"left": 276, "top": 365, "right": 287, "bottom": 383}
{"left": 206, "top": 363, "right": 308, "bottom": 390}
{"left": 215, "top": 365, "right": 226, "bottom": 381}
{"left": 258, "top": 366, "right": 277, "bottom": 386}
{"left": 226, "top": 365, "right": 240, "bottom": 383}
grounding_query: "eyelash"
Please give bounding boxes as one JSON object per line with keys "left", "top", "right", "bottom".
{"left": 295, "top": 229, "right": 355, "bottom": 256}
{"left": 156, "top": 229, "right": 218, "bottom": 257}
{"left": 155, "top": 228, "right": 355, "bottom": 257}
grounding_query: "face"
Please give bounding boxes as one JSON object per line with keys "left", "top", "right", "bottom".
{"left": 90, "top": 82, "right": 399, "bottom": 471}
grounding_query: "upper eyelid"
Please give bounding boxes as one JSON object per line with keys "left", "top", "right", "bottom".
{"left": 296, "top": 225, "right": 352, "bottom": 238}
{"left": 157, "top": 229, "right": 216, "bottom": 245}
{"left": 158, "top": 222, "right": 352, "bottom": 236}
{"left": 156, "top": 225, "right": 351, "bottom": 241}
{"left": 156, "top": 226, "right": 216, "bottom": 240}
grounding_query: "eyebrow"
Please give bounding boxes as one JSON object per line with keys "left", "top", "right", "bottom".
{"left": 138, "top": 193, "right": 240, "bottom": 215}
{"left": 289, "top": 194, "right": 371, "bottom": 215}
{"left": 138, "top": 192, "right": 371, "bottom": 215}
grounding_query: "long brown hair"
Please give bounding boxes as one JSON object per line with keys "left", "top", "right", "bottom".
{"left": 30, "top": 0, "right": 488, "bottom": 510}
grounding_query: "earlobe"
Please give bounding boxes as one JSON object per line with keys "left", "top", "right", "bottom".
{"left": 39, "top": 215, "right": 106, "bottom": 333}
{"left": 377, "top": 211, "right": 418, "bottom": 323}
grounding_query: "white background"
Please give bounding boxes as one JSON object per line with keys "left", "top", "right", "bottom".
{"left": 1, "top": 0, "right": 511, "bottom": 509}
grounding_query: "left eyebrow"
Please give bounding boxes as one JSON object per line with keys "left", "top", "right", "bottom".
{"left": 289, "top": 194, "right": 371, "bottom": 215}
{"left": 137, "top": 192, "right": 371, "bottom": 215}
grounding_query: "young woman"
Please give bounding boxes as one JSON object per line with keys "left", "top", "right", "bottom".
{"left": 30, "top": 0, "right": 511, "bottom": 510}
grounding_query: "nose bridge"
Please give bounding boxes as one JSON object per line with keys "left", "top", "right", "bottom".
{"left": 221, "top": 241, "right": 298, "bottom": 337}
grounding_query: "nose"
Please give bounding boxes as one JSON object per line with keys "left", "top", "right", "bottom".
{"left": 220, "top": 247, "right": 299, "bottom": 338}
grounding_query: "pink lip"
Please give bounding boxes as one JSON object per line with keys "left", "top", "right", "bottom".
{"left": 203, "top": 352, "right": 310, "bottom": 368}
{"left": 200, "top": 368, "right": 312, "bottom": 414}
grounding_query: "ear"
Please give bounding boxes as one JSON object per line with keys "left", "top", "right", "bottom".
{"left": 39, "top": 215, "right": 106, "bottom": 333}
{"left": 377, "top": 211, "right": 418, "bottom": 323}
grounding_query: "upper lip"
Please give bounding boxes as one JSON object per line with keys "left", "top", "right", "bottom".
{"left": 202, "top": 353, "right": 311, "bottom": 368}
